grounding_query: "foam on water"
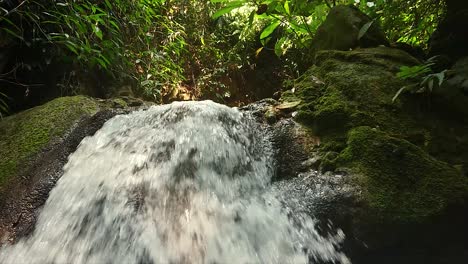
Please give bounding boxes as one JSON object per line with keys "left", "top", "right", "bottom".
{"left": 0, "top": 101, "right": 350, "bottom": 264}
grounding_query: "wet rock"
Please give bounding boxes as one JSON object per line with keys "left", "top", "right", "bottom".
{"left": 264, "top": 107, "right": 277, "bottom": 124}
{"left": 282, "top": 47, "right": 420, "bottom": 135}
{"left": 338, "top": 126, "right": 468, "bottom": 223}
{"left": 277, "top": 46, "right": 468, "bottom": 262}
{"left": 0, "top": 96, "right": 137, "bottom": 244}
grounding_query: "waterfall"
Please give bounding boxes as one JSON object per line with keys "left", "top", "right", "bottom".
{"left": 0, "top": 101, "right": 349, "bottom": 264}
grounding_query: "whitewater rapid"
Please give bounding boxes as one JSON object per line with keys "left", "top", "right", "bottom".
{"left": 0, "top": 101, "right": 349, "bottom": 263}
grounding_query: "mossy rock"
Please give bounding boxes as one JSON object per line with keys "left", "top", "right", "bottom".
{"left": 281, "top": 46, "right": 468, "bottom": 225}
{"left": 338, "top": 126, "right": 468, "bottom": 223}
{"left": 310, "top": 5, "right": 389, "bottom": 53}
{"left": 283, "top": 47, "right": 420, "bottom": 136}
{"left": 0, "top": 96, "right": 100, "bottom": 187}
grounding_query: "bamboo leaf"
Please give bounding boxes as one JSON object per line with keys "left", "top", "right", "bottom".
{"left": 284, "top": 1, "right": 290, "bottom": 15}
{"left": 392, "top": 86, "right": 407, "bottom": 102}
{"left": 260, "top": 20, "right": 280, "bottom": 40}
{"left": 255, "top": 47, "right": 264, "bottom": 58}
{"left": 358, "top": 20, "right": 374, "bottom": 40}
{"left": 93, "top": 26, "right": 103, "bottom": 40}
{"left": 434, "top": 70, "right": 446, "bottom": 86}
{"left": 104, "top": 0, "right": 112, "bottom": 9}
{"left": 212, "top": 3, "right": 244, "bottom": 19}
{"left": 428, "top": 78, "right": 434, "bottom": 92}
{"left": 2, "top": 28, "right": 23, "bottom": 40}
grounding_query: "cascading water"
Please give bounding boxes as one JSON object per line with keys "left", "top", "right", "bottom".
{"left": 0, "top": 101, "right": 350, "bottom": 264}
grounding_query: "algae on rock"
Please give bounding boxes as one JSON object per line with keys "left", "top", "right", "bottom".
{"left": 0, "top": 96, "right": 99, "bottom": 187}
{"left": 281, "top": 46, "right": 468, "bottom": 223}
{"left": 283, "top": 47, "right": 421, "bottom": 137}
{"left": 338, "top": 126, "right": 468, "bottom": 223}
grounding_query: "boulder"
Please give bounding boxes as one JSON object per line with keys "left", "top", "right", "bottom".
{"left": 310, "top": 5, "right": 389, "bottom": 54}
{"left": 338, "top": 126, "right": 467, "bottom": 223}
{"left": 0, "top": 96, "right": 99, "bottom": 186}
{"left": 282, "top": 47, "right": 420, "bottom": 136}
{"left": 0, "top": 96, "right": 141, "bottom": 243}
{"left": 274, "top": 46, "right": 468, "bottom": 262}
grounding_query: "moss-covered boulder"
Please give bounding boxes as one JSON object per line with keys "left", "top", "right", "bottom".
{"left": 310, "top": 5, "right": 389, "bottom": 54}
{"left": 0, "top": 95, "right": 142, "bottom": 242}
{"left": 280, "top": 46, "right": 468, "bottom": 255}
{"left": 281, "top": 46, "right": 468, "bottom": 213}
{"left": 283, "top": 47, "right": 421, "bottom": 137}
{"left": 0, "top": 96, "right": 100, "bottom": 187}
{"left": 338, "top": 126, "right": 468, "bottom": 223}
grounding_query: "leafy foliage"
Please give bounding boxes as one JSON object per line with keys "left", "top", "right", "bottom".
{"left": 212, "top": 0, "right": 446, "bottom": 57}
{"left": 0, "top": 0, "right": 266, "bottom": 104}
{"left": 367, "top": 0, "right": 445, "bottom": 47}
{"left": 393, "top": 57, "right": 448, "bottom": 102}
{"left": 211, "top": 0, "right": 333, "bottom": 56}
{"left": 0, "top": 0, "right": 449, "bottom": 109}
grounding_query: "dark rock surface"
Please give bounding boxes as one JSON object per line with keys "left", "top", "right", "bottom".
{"left": 428, "top": 0, "right": 468, "bottom": 62}
{"left": 310, "top": 5, "right": 389, "bottom": 55}
{"left": 433, "top": 56, "right": 468, "bottom": 119}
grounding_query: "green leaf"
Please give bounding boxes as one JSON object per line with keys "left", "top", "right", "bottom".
{"left": 2, "top": 28, "right": 23, "bottom": 40}
{"left": 392, "top": 86, "right": 407, "bottom": 102}
{"left": 2, "top": 18, "right": 21, "bottom": 31}
{"left": 260, "top": 20, "right": 280, "bottom": 40}
{"left": 95, "top": 57, "right": 108, "bottom": 69}
{"left": 255, "top": 47, "right": 263, "bottom": 58}
{"left": 284, "top": 1, "right": 290, "bottom": 15}
{"left": 433, "top": 70, "right": 446, "bottom": 86}
{"left": 274, "top": 36, "right": 289, "bottom": 57}
{"left": 109, "top": 20, "right": 120, "bottom": 30}
{"left": 200, "top": 36, "right": 205, "bottom": 46}
{"left": 358, "top": 20, "right": 374, "bottom": 40}
{"left": 93, "top": 26, "right": 103, "bottom": 40}
{"left": 104, "top": 0, "right": 112, "bottom": 9}
{"left": 0, "top": 92, "right": 10, "bottom": 116}
{"left": 248, "top": 10, "right": 255, "bottom": 26}
{"left": 212, "top": 3, "right": 243, "bottom": 19}
{"left": 428, "top": 78, "right": 434, "bottom": 92}
{"left": 65, "top": 41, "right": 79, "bottom": 55}
{"left": 289, "top": 21, "right": 309, "bottom": 35}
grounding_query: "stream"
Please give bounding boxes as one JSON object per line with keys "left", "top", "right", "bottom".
{"left": 0, "top": 101, "right": 349, "bottom": 263}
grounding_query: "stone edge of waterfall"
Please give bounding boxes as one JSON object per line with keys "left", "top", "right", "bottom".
{"left": 0, "top": 109, "right": 122, "bottom": 244}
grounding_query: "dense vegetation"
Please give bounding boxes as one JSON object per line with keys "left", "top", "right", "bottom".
{"left": 0, "top": 0, "right": 449, "bottom": 116}
{"left": 1, "top": 1, "right": 468, "bottom": 261}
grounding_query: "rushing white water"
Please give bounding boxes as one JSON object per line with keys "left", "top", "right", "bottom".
{"left": 0, "top": 101, "right": 350, "bottom": 264}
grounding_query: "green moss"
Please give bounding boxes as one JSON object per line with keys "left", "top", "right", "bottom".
{"left": 282, "top": 47, "right": 424, "bottom": 144}
{"left": 281, "top": 47, "right": 468, "bottom": 224}
{"left": 110, "top": 98, "right": 128, "bottom": 108}
{"left": 338, "top": 126, "right": 468, "bottom": 222}
{"left": 0, "top": 96, "right": 99, "bottom": 186}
